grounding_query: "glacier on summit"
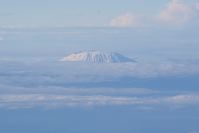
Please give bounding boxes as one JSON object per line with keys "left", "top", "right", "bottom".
{"left": 60, "top": 51, "right": 135, "bottom": 63}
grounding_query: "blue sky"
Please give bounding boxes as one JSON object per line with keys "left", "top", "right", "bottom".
{"left": 0, "top": 0, "right": 199, "bottom": 27}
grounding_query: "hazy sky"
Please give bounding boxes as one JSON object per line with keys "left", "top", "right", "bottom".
{"left": 0, "top": 0, "right": 199, "bottom": 27}
{"left": 0, "top": 0, "right": 199, "bottom": 59}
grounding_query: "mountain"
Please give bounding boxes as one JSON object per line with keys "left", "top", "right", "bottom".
{"left": 60, "top": 51, "right": 135, "bottom": 63}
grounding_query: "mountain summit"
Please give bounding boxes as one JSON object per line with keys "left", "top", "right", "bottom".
{"left": 61, "top": 51, "right": 135, "bottom": 63}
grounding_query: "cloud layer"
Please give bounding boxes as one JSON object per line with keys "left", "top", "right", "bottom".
{"left": 0, "top": 57, "right": 199, "bottom": 110}
{"left": 1, "top": 58, "right": 199, "bottom": 90}
{"left": 0, "top": 93, "right": 199, "bottom": 109}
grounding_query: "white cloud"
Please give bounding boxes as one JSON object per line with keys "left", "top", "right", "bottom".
{"left": 0, "top": 37, "right": 3, "bottom": 41}
{"left": 109, "top": 1, "right": 199, "bottom": 27}
{"left": 158, "top": 0, "right": 198, "bottom": 25}
{"left": 0, "top": 58, "right": 199, "bottom": 110}
{"left": 163, "top": 94, "right": 199, "bottom": 105}
{"left": 110, "top": 13, "right": 143, "bottom": 27}
{"left": 1, "top": 59, "right": 199, "bottom": 89}
{"left": 0, "top": 94, "right": 156, "bottom": 109}
{"left": 0, "top": 94, "right": 199, "bottom": 109}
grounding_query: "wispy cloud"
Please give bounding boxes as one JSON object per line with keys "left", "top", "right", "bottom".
{"left": 163, "top": 94, "right": 199, "bottom": 105}
{"left": 0, "top": 94, "right": 199, "bottom": 109}
{"left": 0, "top": 94, "right": 154, "bottom": 109}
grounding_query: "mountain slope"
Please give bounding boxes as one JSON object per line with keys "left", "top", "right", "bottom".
{"left": 61, "top": 51, "right": 134, "bottom": 63}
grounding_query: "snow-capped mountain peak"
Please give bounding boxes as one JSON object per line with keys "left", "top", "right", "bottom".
{"left": 61, "top": 51, "right": 135, "bottom": 63}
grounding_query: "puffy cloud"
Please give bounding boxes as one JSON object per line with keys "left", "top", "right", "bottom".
{"left": 109, "top": 1, "right": 199, "bottom": 27}
{"left": 158, "top": 0, "right": 198, "bottom": 25}
{"left": 110, "top": 13, "right": 143, "bottom": 27}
